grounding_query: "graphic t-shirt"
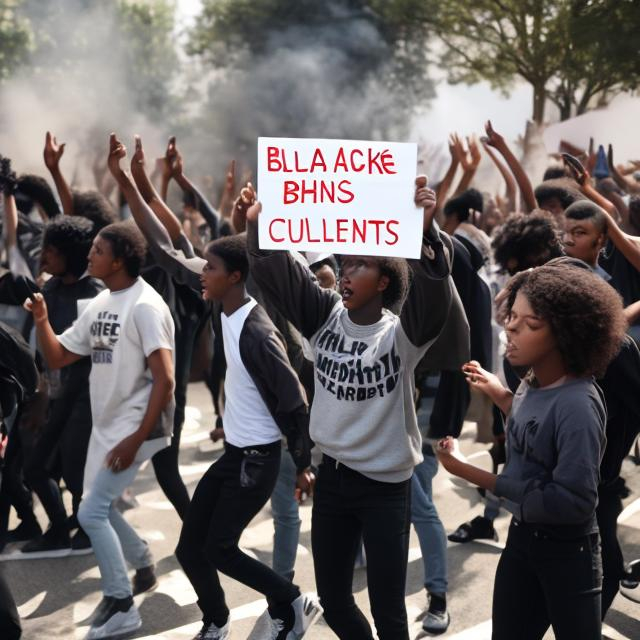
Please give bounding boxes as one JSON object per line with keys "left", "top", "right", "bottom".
{"left": 59, "top": 278, "right": 175, "bottom": 488}
{"left": 220, "top": 297, "right": 282, "bottom": 447}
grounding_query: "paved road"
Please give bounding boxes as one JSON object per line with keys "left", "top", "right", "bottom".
{"left": 3, "top": 382, "right": 640, "bottom": 639}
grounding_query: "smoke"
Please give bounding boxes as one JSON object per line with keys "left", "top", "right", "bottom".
{"left": 0, "top": 0, "right": 175, "bottom": 188}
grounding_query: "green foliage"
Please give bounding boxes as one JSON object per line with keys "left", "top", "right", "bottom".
{"left": 0, "top": 0, "right": 32, "bottom": 81}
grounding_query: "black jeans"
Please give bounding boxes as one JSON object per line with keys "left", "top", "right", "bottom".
{"left": 175, "top": 440, "right": 299, "bottom": 627}
{"left": 311, "top": 456, "right": 411, "bottom": 640}
{"left": 597, "top": 484, "right": 624, "bottom": 617}
{"left": 0, "top": 568, "right": 21, "bottom": 640}
{"left": 24, "top": 391, "right": 91, "bottom": 529}
{"left": 493, "top": 519, "right": 602, "bottom": 640}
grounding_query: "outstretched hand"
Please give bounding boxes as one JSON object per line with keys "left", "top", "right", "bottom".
{"left": 482, "top": 120, "right": 505, "bottom": 150}
{"left": 132, "top": 134, "right": 145, "bottom": 168}
{"left": 414, "top": 175, "right": 437, "bottom": 232}
{"left": 43, "top": 131, "right": 65, "bottom": 171}
{"left": 234, "top": 182, "right": 258, "bottom": 229}
{"left": 161, "top": 136, "right": 178, "bottom": 179}
{"left": 108, "top": 133, "right": 127, "bottom": 177}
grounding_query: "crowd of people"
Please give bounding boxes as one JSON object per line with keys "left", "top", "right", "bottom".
{"left": 0, "top": 120, "right": 639, "bottom": 640}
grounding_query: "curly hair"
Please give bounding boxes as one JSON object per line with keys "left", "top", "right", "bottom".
{"left": 376, "top": 257, "right": 411, "bottom": 312}
{"left": 492, "top": 210, "right": 564, "bottom": 274}
{"left": 564, "top": 200, "right": 607, "bottom": 233}
{"left": 205, "top": 233, "right": 248, "bottom": 280}
{"left": 72, "top": 190, "right": 117, "bottom": 231}
{"left": 534, "top": 178, "right": 585, "bottom": 212}
{"left": 504, "top": 263, "right": 626, "bottom": 377}
{"left": 42, "top": 216, "right": 97, "bottom": 278}
{"left": 444, "top": 188, "right": 483, "bottom": 222}
{"left": 16, "top": 174, "right": 61, "bottom": 218}
{"left": 98, "top": 221, "right": 147, "bottom": 278}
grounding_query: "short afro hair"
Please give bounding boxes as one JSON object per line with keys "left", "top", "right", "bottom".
{"left": 542, "top": 166, "right": 568, "bottom": 181}
{"left": 205, "top": 233, "right": 249, "bottom": 280}
{"left": 42, "top": 216, "right": 97, "bottom": 278}
{"left": 376, "top": 256, "right": 411, "bottom": 312}
{"left": 98, "top": 221, "right": 147, "bottom": 278}
{"left": 564, "top": 200, "right": 607, "bottom": 233}
{"left": 492, "top": 210, "right": 564, "bottom": 274}
{"left": 534, "top": 178, "right": 585, "bottom": 212}
{"left": 444, "top": 188, "right": 483, "bottom": 222}
{"left": 72, "top": 190, "right": 117, "bottom": 231}
{"left": 503, "top": 263, "right": 626, "bottom": 377}
{"left": 16, "top": 174, "right": 60, "bottom": 218}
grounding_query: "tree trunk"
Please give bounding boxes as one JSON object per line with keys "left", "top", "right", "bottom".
{"left": 532, "top": 83, "right": 546, "bottom": 124}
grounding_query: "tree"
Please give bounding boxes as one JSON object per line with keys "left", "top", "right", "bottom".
{"left": 427, "top": 0, "right": 640, "bottom": 124}
{"left": 0, "top": 0, "right": 32, "bottom": 81}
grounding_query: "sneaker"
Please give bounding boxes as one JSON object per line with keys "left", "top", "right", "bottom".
{"left": 132, "top": 565, "right": 158, "bottom": 595}
{"left": 288, "top": 593, "right": 323, "bottom": 639}
{"left": 71, "top": 528, "right": 93, "bottom": 556}
{"left": 85, "top": 596, "right": 141, "bottom": 639}
{"left": 421, "top": 592, "right": 450, "bottom": 635}
{"left": 7, "top": 519, "right": 43, "bottom": 544}
{"left": 19, "top": 526, "right": 71, "bottom": 559}
{"left": 448, "top": 516, "right": 498, "bottom": 544}
{"left": 191, "top": 621, "right": 230, "bottom": 639}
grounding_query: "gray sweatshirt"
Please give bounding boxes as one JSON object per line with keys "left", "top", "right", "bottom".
{"left": 494, "top": 378, "right": 606, "bottom": 537}
{"left": 247, "top": 219, "right": 469, "bottom": 483}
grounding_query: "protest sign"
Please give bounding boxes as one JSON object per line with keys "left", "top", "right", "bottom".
{"left": 257, "top": 137, "right": 420, "bottom": 258}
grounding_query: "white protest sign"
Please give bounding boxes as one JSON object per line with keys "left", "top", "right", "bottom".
{"left": 257, "top": 137, "right": 420, "bottom": 258}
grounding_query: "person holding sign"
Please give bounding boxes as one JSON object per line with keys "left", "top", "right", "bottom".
{"left": 246, "top": 176, "right": 468, "bottom": 640}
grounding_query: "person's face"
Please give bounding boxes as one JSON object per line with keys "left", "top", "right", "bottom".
{"left": 87, "top": 235, "right": 120, "bottom": 280}
{"left": 314, "top": 264, "right": 337, "bottom": 290}
{"left": 540, "top": 197, "right": 565, "bottom": 219}
{"left": 338, "top": 256, "right": 388, "bottom": 310}
{"left": 504, "top": 292, "right": 557, "bottom": 369}
{"left": 200, "top": 251, "right": 239, "bottom": 301}
{"left": 562, "top": 218, "right": 605, "bottom": 266}
{"left": 40, "top": 244, "right": 67, "bottom": 277}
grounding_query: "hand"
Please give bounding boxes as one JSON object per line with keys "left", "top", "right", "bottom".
{"left": 209, "top": 427, "right": 225, "bottom": 443}
{"left": 449, "top": 133, "right": 467, "bottom": 166}
{"left": 23, "top": 292, "right": 48, "bottom": 325}
{"left": 234, "top": 181, "right": 257, "bottom": 225}
{"left": 224, "top": 159, "right": 236, "bottom": 198}
{"left": 562, "top": 152, "right": 589, "bottom": 187}
{"left": 131, "top": 134, "right": 145, "bottom": 168}
{"left": 414, "top": 175, "right": 437, "bottom": 231}
{"left": 435, "top": 437, "right": 463, "bottom": 472}
{"left": 105, "top": 433, "right": 141, "bottom": 473}
{"left": 161, "top": 136, "right": 177, "bottom": 179}
{"left": 295, "top": 468, "right": 315, "bottom": 504}
{"left": 483, "top": 120, "right": 506, "bottom": 151}
{"left": 462, "top": 360, "right": 507, "bottom": 404}
{"left": 43, "top": 131, "right": 65, "bottom": 172}
{"left": 467, "top": 135, "right": 482, "bottom": 169}
{"left": 107, "top": 133, "right": 127, "bottom": 177}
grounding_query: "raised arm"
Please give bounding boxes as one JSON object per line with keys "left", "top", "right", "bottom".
{"left": 484, "top": 120, "right": 536, "bottom": 213}
{"left": 434, "top": 135, "right": 460, "bottom": 215}
{"left": 217, "top": 159, "right": 236, "bottom": 219}
{"left": 452, "top": 134, "right": 481, "bottom": 196}
{"left": 130, "top": 135, "right": 183, "bottom": 243}
{"left": 400, "top": 176, "right": 457, "bottom": 347}
{"left": 43, "top": 131, "right": 74, "bottom": 216}
{"left": 1, "top": 158, "right": 18, "bottom": 250}
{"left": 245, "top": 187, "right": 340, "bottom": 339}
{"left": 608, "top": 144, "right": 640, "bottom": 195}
{"left": 172, "top": 140, "right": 228, "bottom": 239}
{"left": 482, "top": 138, "right": 517, "bottom": 214}
{"left": 107, "top": 134, "right": 204, "bottom": 291}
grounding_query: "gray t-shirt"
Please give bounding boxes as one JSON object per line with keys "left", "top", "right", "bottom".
{"left": 494, "top": 377, "right": 606, "bottom": 537}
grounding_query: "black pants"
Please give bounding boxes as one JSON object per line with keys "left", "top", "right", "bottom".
{"left": 492, "top": 520, "right": 602, "bottom": 640}
{"left": 0, "top": 568, "right": 21, "bottom": 640}
{"left": 23, "top": 391, "right": 91, "bottom": 529}
{"left": 175, "top": 441, "right": 299, "bottom": 627}
{"left": 311, "top": 456, "right": 411, "bottom": 640}
{"left": 597, "top": 484, "right": 624, "bottom": 617}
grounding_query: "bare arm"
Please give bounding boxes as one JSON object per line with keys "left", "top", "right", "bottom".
{"left": 484, "top": 120, "right": 536, "bottom": 213}
{"left": 435, "top": 135, "right": 460, "bottom": 214}
{"left": 452, "top": 134, "right": 481, "bottom": 196}
{"left": 43, "top": 131, "right": 74, "bottom": 216}
{"left": 482, "top": 140, "right": 517, "bottom": 213}
{"left": 24, "top": 293, "right": 84, "bottom": 369}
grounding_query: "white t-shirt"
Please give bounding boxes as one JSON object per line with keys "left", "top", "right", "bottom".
{"left": 220, "top": 297, "right": 281, "bottom": 448}
{"left": 58, "top": 278, "right": 175, "bottom": 490}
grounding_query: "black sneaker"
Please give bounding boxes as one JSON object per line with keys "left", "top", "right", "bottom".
{"left": 448, "top": 516, "right": 498, "bottom": 544}
{"left": 19, "top": 526, "right": 71, "bottom": 559}
{"left": 70, "top": 527, "right": 93, "bottom": 555}
{"left": 7, "top": 519, "right": 43, "bottom": 544}
{"left": 85, "top": 596, "right": 141, "bottom": 639}
{"left": 132, "top": 565, "right": 158, "bottom": 595}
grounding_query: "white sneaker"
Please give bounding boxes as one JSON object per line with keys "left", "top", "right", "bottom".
{"left": 85, "top": 598, "right": 141, "bottom": 639}
{"left": 192, "top": 621, "right": 231, "bottom": 639}
{"left": 288, "top": 593, "right": 323, "bottom": 639}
